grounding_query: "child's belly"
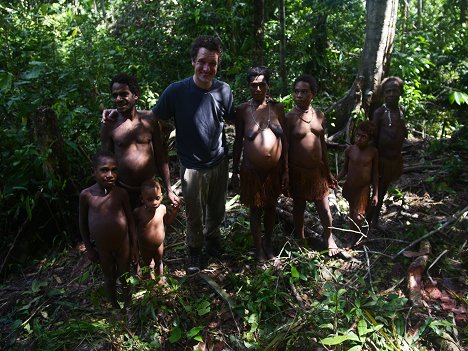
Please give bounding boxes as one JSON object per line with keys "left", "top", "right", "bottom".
{"left": 89, "top": 215, "right": 128, "bottom": 251}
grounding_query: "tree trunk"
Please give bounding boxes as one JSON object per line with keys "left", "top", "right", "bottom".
{"left": 31, "top": 106, "right": 69, "bottom": 180}
{"left": 417, "top": 0, "right": 423, "bottom": 27}
{"left": 328, "top": 0, "right": 399, "bottom": 135}
{"left": 253, "top": 0, "right": 265, "bottom": 66}
{"left": 278, "top": 0, "right": 287, "bottom": 94}
{"left": 304, "top": 13, "right": 328, "bottom": 81}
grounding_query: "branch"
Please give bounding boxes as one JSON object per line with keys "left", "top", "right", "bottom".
{"left": 391, "top": 206, "right": 468, "bottom": 259}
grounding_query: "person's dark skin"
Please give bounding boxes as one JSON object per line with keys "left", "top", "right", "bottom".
{"left": 134, "top": 181, "right": 179, "bottom": 282}
{"left": 79, "top": 155, "right": 137, "bottom": 308}
{"left": 285, "top": 79, "right": 339, "bottom": 256}
{"left": 231, "top": 72, "right": 288, "bottom": 261}
{"left": 368, "top": 78, "right": 407, "bottom": 228}
{"left": 337, "top": 127, "right": 378, "bottom": 244}
{"left": 101, "top": 81, "right": 179, "bottom": 208}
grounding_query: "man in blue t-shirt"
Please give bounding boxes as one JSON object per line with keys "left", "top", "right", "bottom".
{"left": 152, "top": 35, "right": 234, "bottom": 274}
{"left": 103, "top": 36, "right": 234, "bottom": 274}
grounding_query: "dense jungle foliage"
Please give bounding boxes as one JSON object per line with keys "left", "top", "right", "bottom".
{"left": 0, "top": 0, "right": 466, "bottom": 350}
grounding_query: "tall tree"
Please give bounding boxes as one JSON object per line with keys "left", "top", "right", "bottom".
{"left": 253, "top": 0, "right": 265, "bottom": 66}
{"left": 328, "top": 0, "right": 399, "bottom": 136}
{"left": 278, "top": 0, "right": 287, "bottom": 94}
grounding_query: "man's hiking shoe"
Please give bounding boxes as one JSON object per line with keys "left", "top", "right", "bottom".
{"left": 205, "top": 237, "right": 224, "bottom": 259}
{"left": 186, "top": 249, "right": 202, "bottom": 275}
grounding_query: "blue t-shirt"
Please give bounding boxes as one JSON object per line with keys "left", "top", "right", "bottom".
{"left": 152, "top": 77, "right": 234, "bottom": 169}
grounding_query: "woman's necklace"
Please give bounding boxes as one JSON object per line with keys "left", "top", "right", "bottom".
{"left": 383, "top": 104, "right": 403, "bottom": 126}
{"left": 294, "top": 105, "right": 312, "bottom": 123}
{"left": 250, "top": 99, "right": 270, "bottom": 130}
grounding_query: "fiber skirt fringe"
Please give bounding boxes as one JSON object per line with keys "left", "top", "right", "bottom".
{"left": 287, "top": 162, "right": 328, "bottom": 201}
{"left": 343, "top": 184, "right": 370, "bottom": 216}
{"left": 240, "top": 164, "right": 281, "bottom": 208}
{"left": 379, "top": 156, "right": 403, "bottom": 184}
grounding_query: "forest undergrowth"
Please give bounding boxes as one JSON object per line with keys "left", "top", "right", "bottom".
{"left": 0, "top": 136, "right": 466, "bottom": 351}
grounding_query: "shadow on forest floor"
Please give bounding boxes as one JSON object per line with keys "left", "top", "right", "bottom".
{"left": 0, "top": 137, "right": 466, "bottom": 350}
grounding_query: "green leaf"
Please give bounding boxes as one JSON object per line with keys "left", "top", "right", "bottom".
{"left": 320, "top": 333, "right": 360, "bottom": 345}
{"left": 448, "top": 91, "right": 468, "bottom": 105}
{"left": 319, "top": 323, "right": 334, "bottom": 330}
{"left": 197, "top": 300, "right": 211, "bottom": 316}
{"left": 357, "top": 319, "right": 368, "bottom": 337}
{"left": 187, "top": 326, "right": 204, "bottom": 338}
{"left": 168, "top": 326, "right": 182, "bottom": 343}
{"left": 348, "top": 346, "right": 362, "bottom": 351}
{"left": 290, "top": 265, "right": 299, "bottom": 279}
{"left": 126, "top": 276, "right": 139, "bottom": 285}
{"left": 0, "top": 71, "right": 13, "bottom": 93}
{"left": 31, "top": 279, "right": 48, "bottom": 293}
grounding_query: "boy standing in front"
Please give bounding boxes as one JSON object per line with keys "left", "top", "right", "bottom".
{"left": 79, "top": 151, "right": 137, "bottom": 308}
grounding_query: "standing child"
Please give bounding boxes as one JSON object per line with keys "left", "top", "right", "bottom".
{"left": 285, "top": 74, "right": 339, "bottom": 256}
{"left": 336, "top": 121, "right": 379, "bottom": 245}
{"left": 367, "top": 76, "right": 407, "bottom": 229}
{"left": 133, "top": 179, "right": 179, "bottom": 281}
{"left": 79, "top": 151, "right": 137, "bottom": 308}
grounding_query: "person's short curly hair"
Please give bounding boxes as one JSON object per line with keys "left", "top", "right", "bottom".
{"left": 140, "top": 178, "right": 162, "bottom": 194}
{"left": 380, "top": 76, "right": 404, "bottom": 95}
{"left": 190, "top": 35, "right": 223, "bottom": 63}
{"left": 247, "top": 66, "right": 270, "bottom": 85}
{"left": 92, "top": 150, "right": 116, "bottom": 168}
{"left": 293, "top": 74, "right": 318, "bottom": 95}
{"left": 356, "top": 120, "right": 375, "bottom": 139}
{"left": 110, "top": 73, "right": 141, "bottom": 97}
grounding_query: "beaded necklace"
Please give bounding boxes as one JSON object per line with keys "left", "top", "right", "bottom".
{"left": 294, "top": 105, "right": 312, "bottom": 123}
{"left": 383, "top": 104, "right": 404, "bottom": 126}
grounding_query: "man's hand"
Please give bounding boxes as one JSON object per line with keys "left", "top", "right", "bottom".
{"left": 101, "top": 109, "right": 118, "bottom": 124}
{"left": 167, "top": 190, "right": 181, "bottom": 208}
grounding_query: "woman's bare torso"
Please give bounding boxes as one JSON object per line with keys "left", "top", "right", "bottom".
{"left": 287, "top": 108, "right": 324, "bottom": 168}
{"left": 240, "top": 102, "right": 284, "bottom": 170}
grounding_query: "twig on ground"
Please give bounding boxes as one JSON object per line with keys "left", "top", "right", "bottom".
{"left": 391, "top": 205, "right": 468, "bottom": 260}
{"left": 363, "top": 246, "right": 374, "bottom": 293}
{"left": 288, "top": 280, "right": 305, "bottom": 309}
{"left": 426, "top": 249, "right": 448, "bottom": 284}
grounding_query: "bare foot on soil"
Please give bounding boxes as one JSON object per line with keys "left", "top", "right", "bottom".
{"left": 327, "top": 236, "right": 341, "bottom": 257}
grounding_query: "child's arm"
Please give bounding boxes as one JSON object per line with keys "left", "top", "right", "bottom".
{"left": 122, "top": 191, "right": 138, "bottom": 264}
{"left": 278, "top": 105, "right": 289, "bottom": 191}
{"left": 336, "top": 147, "right": 350, "bottom": 182}
{"left": 164, "top": 203, "right": 179, "bottom": 226}
{"left": 371, "top": 148, "right": 379, "bottom": 206}
{"left": 78, "top": 192, "right": 99, "bottom": 263}
{"left": 320, "top": 113, "right": 337, "bottom": 188}
{"left": 230, "top": 106, "right": 244, "bottom": 190}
